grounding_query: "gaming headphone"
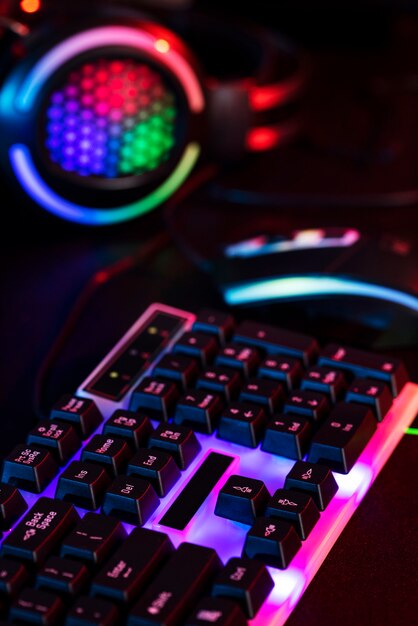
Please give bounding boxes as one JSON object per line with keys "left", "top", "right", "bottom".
{"left": 0, "top": 1, "right": 304, "bottom": 225}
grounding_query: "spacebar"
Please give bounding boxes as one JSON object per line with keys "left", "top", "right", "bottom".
{"left": 158, "top": 452, "right": 235, "bottom": 531}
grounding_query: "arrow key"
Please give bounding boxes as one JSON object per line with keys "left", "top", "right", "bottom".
{"left": 217, "top": 402, "right": 267, "bottom": 448}
{"left": 265, "top": 489, "right": 320, "bottom": 539}
{"left": 215, "top": 475, "right": 270, "bottom": 525}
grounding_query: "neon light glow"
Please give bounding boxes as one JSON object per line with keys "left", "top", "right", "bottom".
{"left": 246, "top": 126, "right": 283, "bottom": 151}
{"left": 10, "top": 143, "right": 200, "bottom": 225}
{"left": 16, "top": 26, "right": 204, "bottom": 113}
{"left": 225, "top": 229, "right": 360, "bottom": 258}
{"left": 249, "top": 78, "right": 302, "bottom": 111}
{"left": 223, "top": 276, "right": 418, "bottom": 313}
{"left": 20, "top": 0, "right": 41, "bottom": 13}
{"left": 405, "top": 427, "right": 418, "bottom": 435}
{"left": 44, "top": 58, "right": 177, "bottom": 179}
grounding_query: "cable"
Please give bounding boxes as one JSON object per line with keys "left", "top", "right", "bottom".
{"left": 33, "top": 231, "right": 169, "bottom": 420}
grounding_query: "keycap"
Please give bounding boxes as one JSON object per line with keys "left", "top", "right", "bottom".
{"left": 301, "top": 366, "right": 347, "bottom": 402}
{"left": 129, "top": 377, "right": 179, "bottom": 421}
{"left": 128, "top": 543, "right": 221, "bottom": 626}
{"left": 217, "top": 402, "right": 267, "bottom": 448}
{"left": 153, "top": 354, "right": 199, "bottom": 390}
{"left": 261, "top": 415, "right": 312, "bottom": 460}
{"left": 81, "top": 435, "right": 131, "bottom": 477}
{"left": 10, "top": 588, "right": 64, "bottom": 625}
{"left": 148, "top": 424, "right": 201, "bottom": 470}
{"left": 193, "top": 309, "right": 236, "bottom": 345}
{"left": 265, "top": 489, "right": 320, "bottom": 540}
{"left": 0, "top": 558, "right": 28, "bottom": 597}
{"left": 345, "top": 379, "right": 393, "bottom": 421}
{"left": 50, "top": 394, "right": 102, "bottom": 438}
{"left": 102, "top": 411, "right": 153, "bottom": 451}
{"left": 234, "top": 320, "right": 319, "bottom": 365}
{"left": 1, "top": 498, "right": 79, "bottom": 565}
{"left": 127, "top": 449, "right": 181, "bottom": 497}
{"left": 101, "top": 476, "right": 159, "bottom": 525}
{"left": 91, "top": 528, "right": 174, "bottom": 604}
{"left": 285, "top": 461, "right": 338, "bottom": 510}
{"left": 239, "top": 378, "right": 284, "bottom": 413}
{"left": 172, "top": 331, "right": 218, "bottom": 366}
{"left": 212, "top": 557, "right": 274, "bottom": 618}
{"left": 307, "top": 403, "right": 377, "bottom": 473}
{"left": 174, "top": 390, "right": 223, "bottom": 434}
{"left": 243, "top": 517, "right": 301, "bottom": 570}
{"left": 185, "top": 597, "right": 248, "bottom": 626}
{"left": 36, "top": 557, "right": 89, "bottom": 596}
{"left": 0, "top": 483, "right": 27, "bottom": 529}
{"left": 27, "top": 421, "right": 80, "bottom": 465}
{"left": 284, "top": 390, "right": 329, "bottom": 423}
{"left": 258, "top": 356, "right": 302, "bottom": 390}
{"left": 1, "top": 445, "right": 57, "bottom": 493}
{"left": 61, "top": 513, "right": 126, "bottom": 567}
{"left": 215, "top": 344, "right": 260, "bottom": 378}
{"left": 214, "top": 475, "right": 270, "bottom": 525}
{"left": 66, "top": 596, "right": 119, "bottom": 626}
{"left": 55, "top": 462, "right": 111, "bottom": 510}
{"left": 318, "top": 344, "right": 408, "bottom": 396}
{"left": 158, "top": 453, "right": 235, "bottom": 532}
{"left": 196, "top": 367, "right": 241, "bottom": 402}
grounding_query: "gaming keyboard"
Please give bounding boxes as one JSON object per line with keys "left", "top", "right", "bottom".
{"left": 1, "top": 303, "right": 417, "bottom": 626}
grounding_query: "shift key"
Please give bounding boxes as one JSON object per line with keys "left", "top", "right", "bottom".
{"left": 1, "top": 498, "right": 79, "bottom": 566}
{"left": 128, "top": 543, "right": 221, "bottom": 626}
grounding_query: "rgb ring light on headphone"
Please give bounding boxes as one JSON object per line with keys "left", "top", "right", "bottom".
{"left": 7, "top": 25, "right": 204, "bottom": 225}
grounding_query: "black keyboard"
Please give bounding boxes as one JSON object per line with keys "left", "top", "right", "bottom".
{"left": 1, "top": 303, "right": 417, "bottom": 626}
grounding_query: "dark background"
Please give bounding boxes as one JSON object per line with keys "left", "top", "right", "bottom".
{"left": 1, "top": 1, "right": 418, "bottom": 624}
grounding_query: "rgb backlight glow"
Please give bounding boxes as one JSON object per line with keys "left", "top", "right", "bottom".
{"left": 44, "top": 58, "right": 177, "bottom": 179}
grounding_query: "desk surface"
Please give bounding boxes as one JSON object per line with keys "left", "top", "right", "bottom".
{"left": 0, "top": 229, "right": 416, "bottom": 626}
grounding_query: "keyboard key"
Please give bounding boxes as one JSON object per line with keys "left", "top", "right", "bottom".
{"left": 50, "top": 395, "right": 102, "bottom": 439}
{"left": 10, "top": 588, "right": 64, "bottom": 625}
{"left": 285, "top": 461, "right": 338, "bottom": 510}
{"left": 196, "top": 367, "right": 241, "bottom": 402}
{"left": 1, "top": 498, "right": 79, "bottom": 565}
{"left": 215, "top": 344, "right": 260, "bottom": 378}
{"left": 301, "top": 366, "right": 347, "bottom": 402}
{"left": 91, "top": 528, "right": 174, "bottom": 605}
{"left": 66, "top": 596, "right": 119, "bottom": 626}
{"left": 153, "top": 354, "right": 199, "bottom": 390}
{"left": 1, "top": 445, "right": 57, "bottom": 493}
{"left": 27, "top": 421, "right": 80, "bottom": 465}
{"left": 243, "top": 517, "right": 301, "bottom": 569}
{"left": 129, "top": 377, "right": 179, "bottom": 421}
{"left": 261, "top": 415, "right": 312, "bottom": 460}
{"left": 0, "top": 558, "right": 28, "bottom": 597}
{"left": 127, "top": 449, "right": 181, "bottom": 497}
{"left": 102, "top": 411, "right": 153, "bottom": 451}
{"left": 101, "top": 476, "right": 159, "bottom": 525}
{"left": 214, "top": 475, "right": 270, "bottom": 525}
{"left": 258, "top": 356, "right": 302, "bottom": 390}
{"left": 212, "top": 557, "right": 274, "bottom": 618}
{"left": 61, "top": 513, "right": 126, "bottom": 567}
{"left": 158, "top": 453, "right": 235, "bottom": 532}
{"left": 128, "top": 543, "right": 221, "bottom": 626}
{"left": 345, "top": 379, "right": 393, "bottom": 421}
{"left": 173, "top": 332, "right": 218, "bottom": 366}
{"left": 284, "top": 390, "right": 329, "bottom": 423}
{"left": 55, "top": 462, "right": 111, "bottom": 510}
{"left": 148, "top": 424, "right": 201, "bottom": 470}
{"left": 265, "top": 489, "right": 320, "bottom": 539}
{"left": 81, "top": 435, "right": 131, "bottom": 477}
{"left": 0, "top": 483, "right": 27, "bottom": 529}
{"left": 185, "top": 597, "right": 247, "bottom": 626}
{"left": 36, "top": 557, "right": 89, "bottom": 596}
{"left": 193, "top": 309, "right": 236, "bottom": 345}
{"left": 217, "top": 403, "right": 267, "bottom": 448}
{"left": 234, "top": 320, "right": 319, "bottom": 365}
{"left": 307, "top": 403, "right": 376, "bottom": 473}
{"left": 318, "top": 344, "right": 408, "bottom": 396}
{"left": 239, "top": 379, "right": 284, "bottom": 413}
{"left": 174, "top": 390, "right": 223, "bottom": 434}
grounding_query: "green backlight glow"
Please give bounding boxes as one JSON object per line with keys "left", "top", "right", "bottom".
{"left": 405, "top": 427, "right": 418, "bottom": 435}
